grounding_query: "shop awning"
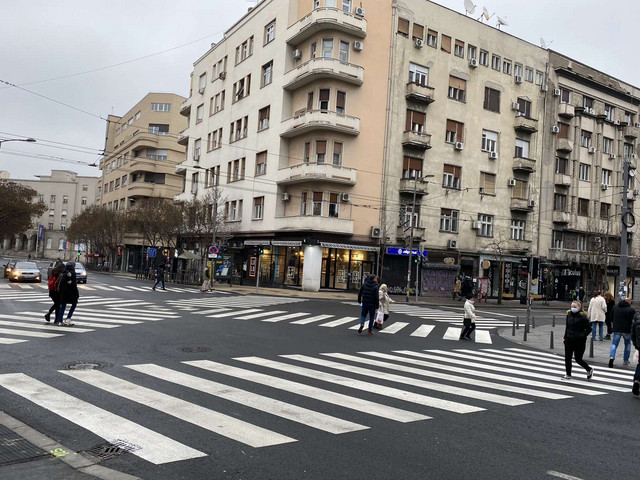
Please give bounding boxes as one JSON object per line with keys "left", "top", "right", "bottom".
{"left": 271, "top": 240, "right": 302, "bottom": 247}
{"left": 178, "top": 250, "right": 200, "bottom": 260}
{"left": 244, "top": 240, "right": 271, "bottom": 246}
{"left": 320, "top": 242, "right": 378, "bottom": 252}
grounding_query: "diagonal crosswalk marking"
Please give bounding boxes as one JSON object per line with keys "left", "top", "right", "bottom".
{"left": 290, "top": 314, "right": 334, "bottom": 325}
{"left": 410, "top": 325, "right": 435, "bottom": 337}
{"left": 126, "top": 364, "right": 368, "bottom": 434}
{"left": 0, "top": 373, "right": 207, "bottom": 464}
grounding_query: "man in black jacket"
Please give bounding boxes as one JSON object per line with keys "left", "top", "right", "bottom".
{"left": 631, "top": 311, "right": 640, "bottom": 395}
{"left": 357, "top": 275, "right": 379, "bottom": 335}
{"left": 609, "top": 297, "right": 635, "bottom": 368}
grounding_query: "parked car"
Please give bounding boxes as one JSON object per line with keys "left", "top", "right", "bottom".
{"left": 9, "top": 261, "right": 41, "bottom": 283}
{"left": 3, "top": 260, "right": 17, "bottom": 278}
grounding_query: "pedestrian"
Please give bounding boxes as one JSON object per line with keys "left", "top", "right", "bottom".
{"left": 587, "top": 290, "right": 607, "bottom": 341}
{"left": 604, "top": 291, "right": 615, "bottom": 340}
{"left": 460, "top": 294, "right": 477, "bottom": 341}
{"left": 55, "top": 262, "right": 78, "bottom": 326}
{"left": 631, "top": 310, "right": 640, "bottom": 396}
{"left": 27, "top": 253, "right": 31, "bottom": 260}
{"left": 375, "top": 283, "right": 395, "bottom": 329}
{"left": 562, "top": 301, "right": 594, "bottom": 380}
{"left": 609, "top": 297, "right": 635, "bottom": 368}
{"left": 357, "top": 274, "right": 379, "bottom": 336}
{"left": 578, "top": 286, "right": 586, "bottom": 303}
{"left": 453, "top": 277, "right": 461, "bottom": 300}
{"left": 44, "top": 263, "right": 64, "bottom": 322}
{"left": 152, "top": 263, "right": 166, "bottom": 291}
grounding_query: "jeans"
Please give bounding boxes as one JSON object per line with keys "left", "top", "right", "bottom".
{"left": 360, "top": 304, "right": 376, "bottom": 332}
{"left": 591, "top": 322, "right": 604, "bottom": 341}
{"left": 564, "top": 338, "right": 591, "bottom": 376}
{"left": 610, "top": 332, "right": 631, "bottom": 363}
{"left": 153, "top": 277, "right": 165, "bottom": 289}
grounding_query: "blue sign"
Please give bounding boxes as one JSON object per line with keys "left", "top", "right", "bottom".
{"left": 148, "top": 247, "right": 157, "bottom": 258}
{"left": 37, "top": 224, "right": 44, "bottom": 240}
{"left": 386, "top": 247, "right": 428, "bottom": 257}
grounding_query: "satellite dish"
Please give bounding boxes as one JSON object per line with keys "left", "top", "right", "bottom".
{"left": 478, "top": 6, "right": 492, "bottom": 22}
{"left": 464, "top": 0, "right": 476, "bottom": 15}
{"left": 496, "top": 16, "right": 508, "bottom": 29}
{"left": 540, "top": 37, "right": 553, "bottom": 49}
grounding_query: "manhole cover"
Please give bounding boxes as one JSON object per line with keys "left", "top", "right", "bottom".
{"left": 58, "top": 361, "right": 111, "bottom": 371}
{"left": 82, "top": 440, "right": 140, "bottom": 462}
{"left": 181, "top": 346, "right": 211, "bottom": 353}
{"left": 0, "top": 425, "right": 51, "bottom": 466}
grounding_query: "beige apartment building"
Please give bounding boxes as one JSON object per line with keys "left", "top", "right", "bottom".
{"left": 99, "top": 92, "right": 187, "bottom": 271}
{"left": 1, "top": 170, "right": 99, "bottom": 260}
{"left": 176, "top": 0, "right": 640, "bottom": 295}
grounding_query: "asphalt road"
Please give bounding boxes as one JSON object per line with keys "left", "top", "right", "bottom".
{"left": 0, "top": 261, "right": 637, "bottom": 480}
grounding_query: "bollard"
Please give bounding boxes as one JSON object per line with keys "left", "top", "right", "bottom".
{"left": 523, "top": 321, "right": 528, "bottom": 342}
{"left": 512, "top": 319, "right": 516, "bottom": 337}
{"left": 552, "top": 315, "right": 556, "bottom": 328}
{"left": 550, "top": 331, "right": 554, "bottom": 349}
{"left": 516, "top": 316, "right": 520, "bottom": 330}
{"left": 589, "top": 337, "right": 594, "bottom": 358}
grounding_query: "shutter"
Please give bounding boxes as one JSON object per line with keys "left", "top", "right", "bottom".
{"left": 409, "top": 157, "right": 423, "bottom": 171}
{"left": 398, "top": 18, "right": 409, "bottom": 35}
{"left": 313, "top": 192, "right": 323, "bottom": 202}
{"left": 455, "top": 39, "right": 464, "bottom": 50}
{"left": 448, "top": 76, "right": 466, "bottom": 90}
{"left": 441, "top": 35, "right": 451, "bottom": 53}
{"left": 336, "top": 91, "right": 346, "bottom": 110}
{"left": 307, "top": 92, "right": 314, "bottom": 111}
{"left": 333, "top": 142, "right": 342, "bottom": 155}
{"left": 456, "top": 121, "right": 464, "bottom": 140}
{"left": 489, "top": 89, "right": 500, "bottom": 111}
{"left": 405, "top": 110, "right": 411, "bottom": 131}
{"left": 444, "top": 164, "right": 455, "bottom": 174}
{"left": 559, "top": 123, "right": 570, "bottom": 139}
{"left": 319, "top": 89, "right": 330, "bottom": 101}
{"left": 316, "top": 140, "right": 326, "bottom": 155}
{"left": 412, "top": 23, "right": 424, "bottom": 39}
{"left": 403, "top": 156, "right": 410, "bottom": 170}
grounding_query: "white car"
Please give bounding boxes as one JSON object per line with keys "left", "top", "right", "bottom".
{"left": 10, "top": 261, "right": 42, "bottom": 283}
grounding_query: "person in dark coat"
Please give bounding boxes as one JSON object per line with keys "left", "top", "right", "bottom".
{"left": 630, "top": 311, "right": 640, "bottom": 396}
{"left": 357, "top": 275, "right": 379, "bottom": 336}
{"left": 609, "top": 297, "right": 635, "bottom": 368}
{"left": 55, "top": 262, "right": 79, "bottom": 326}
{"left": 603, "top": 291, "right": 615, "bottom": 340}
{"left": 578, "top": 286, "right": 586, "bottom": 303}
{"left": 152, "top": 263, "right": 166, "bottom": 290}
{"left": 562, "top": 301, "right": 593, "bottom": 380}
{"left": 44, "top": 263, "right": 64, "bottom": 322}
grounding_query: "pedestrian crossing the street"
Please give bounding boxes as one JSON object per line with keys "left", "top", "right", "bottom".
{"left": 0, "top": 347, "right": 633, "bottom": 465}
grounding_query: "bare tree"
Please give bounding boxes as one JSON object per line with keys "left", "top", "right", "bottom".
{"left": 0, "top": 181, "right": 46, "bottom": 237}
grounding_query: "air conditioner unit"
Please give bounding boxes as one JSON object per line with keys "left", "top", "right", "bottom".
{"left": 448, "top": 239, "right": 458, "bottom": 249}
{"left": 511, "top": 102, "right": 520, "bottom": 111}
{"left": 454, "top": 142, "right": 464, "bottom": 150}
{"left": 414, "top": 38, "right": 424, "bottom": 48}
{"left": 508, "top": 178, "right": 517, "bottom": 187}
{"left": 472, "top": 221, "right": 481, "bottom": 229}
{"left": 340, "top": 193, "right": 351, "bottom": 202}
{"left": 353, "top": 41, "right": 363, "bottom": 51}
{"left": 478, "top": 187, "right": 485, "bottom": 195}
{"left": 355, "top": 6, "right": 365, "bottom": 16}
{"left": 370, "top": 226, "right": 382, "bottom": 238}
{"left": 293, "top": 49, "right": 302, "bottom": 60}
{"left": 528, "top": 200, "right": 536, "bottom": 207}
{"left": 489, "top": 151, "right": 498, "bottom": 160}
{"left": 540, "top": 84, "right": 548, "bottom": 92}
{"left": 610, "top": 154, "right": 617, "bottom": 159}
{"left": 469, "top": 58, "right": 478, "bottom": 68}
{"left": 193, "top": 154, "right": 200, "bottom": 161}
{"left": 218, "top": 72, "right": 226, "bottom": 80}
{"left": 588, "top": 147, "right": 596, "bottom": 154}
{"left": 587, "top": 107, "right": 595, "bottom": 115}
{"left": 601, "top": 184, "right": 609, "bottom": 191}
{"left": 632, "top": 154, "right": 638, "bottom": 159}
{"left": 614, "top": 120, "right": 621, "bottom": 126}
{"left": 281, "top": 193, "right": 290, "bottom": 201}
{"left": 635, "top": 122, "right": 640, "bottom": 128}
{"left": 551, "top": 126, "right": 560, "bottom": 134}
{"left": 552, "top": 88, "right": 561, "bottom": 96}
{"left": 514, "top": 75, "right": 522, "bottom": 84}
{"left": 198, "top": 87, "right": 205, "bottom": 94}
{"left": 634, "top": 189, "right": 639, "bottom": 196}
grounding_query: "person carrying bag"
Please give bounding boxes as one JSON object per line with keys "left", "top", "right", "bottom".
{"left": 374, "top": 283, "right": 395, "bottom": 330}
{"left": 460, "top": 294, "right": 477, "bottom": 341}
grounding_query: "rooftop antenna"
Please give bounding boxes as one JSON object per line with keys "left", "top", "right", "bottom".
{"left": 496, "top": 16, "right": 508, "bottom": 30}
{"left": 478, "top": 6, "right": 493, "bottom": 23}
{"left": 540, "top": 37, "right": 554, "bottom": 49}
{"left": 464, "top": 0, "right": 476, "bottom": 15}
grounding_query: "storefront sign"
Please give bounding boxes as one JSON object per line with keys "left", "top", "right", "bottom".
{"left": 445, "top": 257, "right": 456, "bottom": 265}
{"left": 248, "top": 256, "right": 257, "bottom": 279}
{"left": 386, "top": 247, "right": 427, "bottom": 257}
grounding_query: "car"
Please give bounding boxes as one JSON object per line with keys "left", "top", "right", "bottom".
{"left": 73, "top": 262, "right": 88, "bottom": 284}
{"left": 9, "top": 261, "right": 42, "bottom": 283}
{"left": 3, "top": 260, "right": 17, "bottom": 278}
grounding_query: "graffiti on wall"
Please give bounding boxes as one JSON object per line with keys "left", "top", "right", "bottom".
{"left": 420, "top": 269, "right": 458, "bottom": 294}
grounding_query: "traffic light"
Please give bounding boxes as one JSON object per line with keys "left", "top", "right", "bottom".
{"left": 531, "top": 257, "right": 539, "bottom": 280}
{"left": 259, "top": 247, "right": 264, "bottom": 255}
{"left": 414, "top": 256, "right": 419, "bottom": 264}
{"left": 520, "top": 257, "right": 529, "bottom": 276}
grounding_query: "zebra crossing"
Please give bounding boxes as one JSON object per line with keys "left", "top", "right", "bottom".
{"left": 0, "top": 347, "right": 633, "bottom": 465}
{"left": 375, "top": 303, "right": 515, "bottom": 329}
{"left": 0, "top": 282, "right": 221, "bottom": 295}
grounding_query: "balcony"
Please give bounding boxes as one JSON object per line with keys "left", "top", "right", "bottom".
{"left": 623, "top": 125, "right": 639, "bottom": 139}
{"left": 277, "top": 162, "right": 356, "bottom": 185}
{"left": 275, "top": 215, "right": 354, "bottom": 235}
{"left": 557, "top": 103, "right": 575, "bottom": 118}
{"left": 396, "top": 225, "right": 425, "bottom": 241}
{"left": 180, "top": 97, "right": 192, "bottom": 116}
{"left": 556, "top": 138, "right": 573, "bottom": 153}
{"left": 126, "top": 182, "right": 156, "bottom": 195}
{"left": 514, "top": 115, "right": 538, "bottom": 133}
{"left": 283, "top": 58, "right": 364, "bottom": 91}
{"left": 280, "top": 110, "right": 360, "bottom": 138}
{"left": 402, "top": 130, "right": 432, "bottom": 150}
{"left": 554, "top": 173, "right": 572, "bottom": 187}
{"left": 512, "top": 157, "right": 536, "bottom": 173}
{"left": 405, "top": 82, "right": 435, "bottom": 104}
{"left": 177, "top": 129, "right": 189, "bottom": 146}
{"left": 399, "top": 178, "right": 429, "bottom": 195}
{"left": 287, "top": 7, "right": 367, "bottom": 45}
{"left": 552, "top": 211, "right": 570, "bottom": 224}
{"left": 510, "top": 198, "right": 533, "bottom": 212}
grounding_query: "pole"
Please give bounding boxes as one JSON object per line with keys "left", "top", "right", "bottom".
{"left": 256, "top": 249, "right": 261, "bottom": 293}
{"left": 526, "top": 256, "right": 533, "bottom": 327}
{"left": 415, "top": 255, "right": 419, "bottom": 301}
{"left": 406, "top": 175, "right": 418, "bottom": 303}
{"left": 619, "top": 157, "right": 630, "bottom": 301}
{"left": 210, "top": 198, "right": 218, "bottom": 290}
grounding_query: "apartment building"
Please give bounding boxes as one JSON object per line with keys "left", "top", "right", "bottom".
{"left": 1, "top": 170, "right": 99, "bottom": 260}
{"left": 99, "top": 92, "right": 187, "bottom": 271}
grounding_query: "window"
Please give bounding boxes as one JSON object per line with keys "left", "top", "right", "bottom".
{"left": 253, "top": 197, "right": 264, "bottom": 220}
{"left": 517, "top": 97, "right": 532, "bottom": 118}
{"left": 208, "top": 128, "right": 223, "bottom": 150}
{"left": 524, "top": 67, "right": 533, "bottom": 83}
{"left": 342, "top": 0, "right": 352, "bottom": 12}
{"left": 109, "top": 181, "right": 114, "bottom": 192}
{"left": 198, "top": 73, "right": 207, "bottom": 91}
{"left": 193, "top": 138, "right": 201, "bottom": 159}
{"left": 555, "top": 157, "right": 568, "bottom": 174}
{"left": 50, "top": 195, "right": 56, "bottom": 203}
{"left": 116, "top": 156, "right": 122, "bottom": 167}
{"left": 440, "top": 34, "right": 451, "bottom": 53}
{"left": 319, "top": 88, "right": 330, "bottom": 110}
{"left": 583, "top": 96, "right": 594, "bottom": 110}
{"left": 443, "top": 164, "right": 461, "bottom": 189}
{"left": 600, "top": 202, "right": 611, "bottom": 219}
{"left": 478, "top": 214, "right": 493, "bottom": 237}
{"left": 255, "top": 151, "right": 267, "bottom": 176}
{"left": 491, "top": 54, "right": 501, "bottom": 70}
{"left": 225, "top": 200, "right": 242, "bottom": 221}
{"left": 503, "top": 60, "right": 512, "bottom": 75}
{"left": 403, "top": 156, "right": 423, "bottom": 179}
{"left": 405, "top": 109, "right": 425, "bottom": 133}
{"left": 235, "top": 36, "right": 254, "bottom": 64}
{"left": 264, "top": 20, "right": 276, "bottom": 44}
{"left": 479, "top": 50, "right": 489, "bottom": 66}
{"left": 401, "top": 204, "right": 419, "bottom": 228}
{"left": 81, "top": 197, "right": 87, "bottom": 205}
{"left": 310, "top": 42, "right": 317, "bottom": 58}
{"left": 207, "top": 166, "right": 220, "bottom": 187}
{"left": 454, "top": 39, "right": 464, "bottom": 57}
{"left": 412, "top": 23, "right": 424, "bottom": 41}
{"left": 336, "top": 91, "right": 346, "bottom": 115}
{"left": 624, "top": 143, "right": 635, "bottom": 157}
{"left": 151, "top": 103, "right": 171, "bottom": 112}
{"left": 196, "top": 104, "right": 204, "bottom": 123}
{"left": 625, "top": 111, "right": 634, "bottom": 125}
{"left": 211, "top": 91, "right": 225, "bottom": 113}
{"left": 581, "top": 130, "right": 592, "bottom": 148}
{"left": 579, "top": 163, "right": 591, "bottom": 182}
{"left": 149, "top": 124, "right": 169, "bottom": 135}
{"left": 62, "top": 195, "right": 68, "bottom": 204}
{"left": 535, "top": 70, "right": 544, "bottom": 85}
{"left": 312, "top": 192, "right": 323, "bottom": 216}
{"left": 576, "top": 235, "right": 587, "bottom": 251}
{"left": 322, "top": 38, "right": 333, "bottom": 58}
{"left": 260, "top": 61, "right": 273, "bottom": 87}
{"left": 301, "top": 192, "right": 308, "bottom": 215}
{"left": 58, "top": 238, "right": 65, "bottom": 250}
{"left": 515, "top": 138, "right": 530, "bottom": 158}
{"left": 426, "top": 29, "right": 437, "bottom": 48}
{"left": 409, "top": 63, "right": 429, "bottom": 86}
{"left": 229, "top": 116, "right": 248, "bottom": 142}
{"left": 339, "top": 41, "right": 349, "bottom": 62}
{"left": 558, "top": 87, "right": 571, "bottom": 104}
{"left": 233, "top": 75, "right": 251, "bottom": 101}
{"left": 467, "top": 44, "right": 477, "bottom": 59}
{"left": 512, "top": 179, "right": 528, "bottom": 200}
{"left": 511, "top": 220, "right": 526, "bottom": 240}
{"left": 602, "top": 169, "right": 612, "bottom": 186}
{"left": 49, "top": 209, "right": 55, "bottom": 217}
{"left": 307, "top": 92, "right": 314, "bottom": 111}
{"left": 605, "top": 104, "right": 615, "bottom": 122}
{"left": 445, "top": 119, "right": 464, "bottom": 143}
{"left": 213, "top": 56, "right": 227, "bottom": 79}
{"left": 315, "top": 140, "right": 326, "bottom": 163}
{"left": 47, "top": 226, "right": 53, "bottom": 233}
{"left": 484, "top": 87, "right": 500, "bottom": 112}
{"left": 578, "top": 198, "right": 589, "bottom": 216}
{"left": 603, "top": 137, "right": 613, "bottom": 154}
{"left": 304, "top": 142, "right": 311, "bottom": 163}
{"left": 121, "top": 175, "right": 127, "bottom": 187}
{"left": 135, "top": 111, "right": 141, "bottom": 120}
{"left": 37, "top": 194, "right": 44, "bottom": 202}
{"left": 448, "top": 76, "right": 466, "bottom": 101}
{"left": 397, "top": 17, "right": 409, "bottom": 36}
{"left": 558, "top": 122, "right": 570, "bottom": 139}
{"left": 514, "top": 63, "right": 522, "bottom": 78}
{"left": 440, "top": 209, "right": 459, "bottom": 233}
{"left": 258, "top": 106, "right": 270, "bottom": 131}
{"left": 191, "top": 172, "right": 199, "bottom": 195}
{"left": 328, "top": 193, "right": 339, "bottom": 218}
{"left": 481, "top": 130, "right": 498, "bottom": 152}
{"left": 333, "top": 142, "right": 343, "bottom": 165}
{"left": 227, "top": 158, "right": 246, "bottom": 182}
{"left": 122, "top": 122, "right": 127, "bottom": 131}
{"left": 325, "top": 0, "right": 336, "bottom": 6}
{"left": 146, "top": 148, "right": 168, "bottom": 161}
{"left": 480, "top": 172, "right": 496, "bottom": 195}
{"left": 82, "top": 184, "right": 88, "bottom": 191}
{"left": 554, "top": 193, "right": 567, "bottom": 212}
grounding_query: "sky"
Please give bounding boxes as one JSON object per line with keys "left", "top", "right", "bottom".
{"left": 1, "top": 0, "right": 638, "bottom": 180}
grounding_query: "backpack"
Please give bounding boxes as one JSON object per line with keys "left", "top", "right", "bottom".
{"left": 47, "top": 275, "right": 57, "bottom": 291}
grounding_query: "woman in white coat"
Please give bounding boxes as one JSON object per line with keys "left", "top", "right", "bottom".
{"left": 375, "top": 283, "right": 395, "bottom": 329}
{"left": 587, "top": 291, "right": 607, "bottom": 341}
{"left": 460, "top": 294, "right": 477, "bottom": 340}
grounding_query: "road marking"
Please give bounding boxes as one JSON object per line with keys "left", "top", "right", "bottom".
{"left": 64, "top": 315, "right": 143, "bottom": 325}
{"left": 261, "top": 312, "right": 310, "bottom": 323}
{"left": 443, "top": 327, "right": 462, "bottom": 340}
{"left": 207, "top": 308, "right": 262, "bottom": 318}
{"left": 185, "top": 360, "right": 429, "bottom": 423}
{"left": 290, "top": 314, "right": 334, "bottom": 325}
{"left": 0, "top": 318, "right": 94, "bottom": 333}
{"left": 320, "top": 316, "right": 359, "bottom": 327}
{"left": 380, "top": 322, "right": 409, "bottom": 334}
{"left": 0, "top": 327, "right": 63, "bottom": 338}
{"left": 410, "top": 325, "right": 435, "bottom": 337}
{"left": 20, "top": 312, "right": 119, "bottom": 329}
{"left": 0, "top": 338, "right": 29, "bottom": 344}
{"left": 127, "top": 364, "right": 367, "bottom": 434}
{"left": 474, "top": 330, "right": 492, "bottom": 344}
{"left": 0, "top": 373, "right": 206, "bottom": 464}
{"left": 546, "top": 471, "right": 584, "bottom": 480}
{"left": 236, "top": 310, "right": 288, "bottom": 320}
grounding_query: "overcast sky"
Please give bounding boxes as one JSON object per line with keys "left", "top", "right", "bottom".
{"left": 1, "top": 0, "right": 638, "bottom": 181}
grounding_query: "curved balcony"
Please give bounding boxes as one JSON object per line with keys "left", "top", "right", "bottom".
{"left": 126, "top": 183, "right": 156, "bottom": 195}
{"left": 283, "top": 58, "right": 364, "bottom": 90}
{"left": 180, "top": 97, "right": 192, "bottom": 116}
{"left": 287, "top": 7, "right": 367, "bottom": 45}
{"left": 556, "top": 138, "right": 573, "bottom": 153}
{"left": 396, "top": 226, "right": 425, "bottom": 241}
{"left": 624, "top": 125, "right": 639, "bottom": 139}
{"left": 554, "top": 173, "right": 572, "bottom": 187}
{"left": 277, "top": 162, "right": 356, "bottom": 185}
{"left": 402, "top": 130, "right": 432, "bottom": 150}
{"left": 510, "top": 198, "right": 533, "bottom": 212}
{"left": 280, "top": 110, "right": 360, "bottom": 138}
{"left": 275, "top": 215, "right": 354, "bottom": 235}
{"left": 514, "top": 115, "right": 538, "bottom": 133}
{"left": 552, "top": 211, "right": 570, "bottom": 224}
{"left": 177, "top": 129, "right": 189, "bottom": 146}
{"left": 557, "top": 103, "right": 575, "bottom": 118}
{"left": 405, "top": 82, "right": 435, "bottom": 104}
{"left": 399, "top": 178, "right": 428, "bottom": 195}
{"left": 512, "top": 157, "right": 536, "bottom": 173}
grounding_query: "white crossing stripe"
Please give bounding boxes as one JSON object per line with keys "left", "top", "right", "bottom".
{"left": 127, "top": 364, "right": 368, "bottom": 435}
{"left": 21, "top": 313, "right": 119, "bottom": 329}
{"left": 261, "top": 312, "right": 310, "bottom": 323}
{"left": 0, "top": 373, "right": 206, "bottom": 464}
{"left": 236, "top": 310, "right": 288, "bottom": 320}
{"left": 443, "top": 327, "right": 462, "bottom": 340}
{"left": 320, "top": 316, "right": 359, "bottom": 327}
{"left": 104, "top": 307, "right": 179, "bottom": 318}
{"left": 0, "top": 338, "right": 29, "bottom": 344}
{"left": 290, "top": 314, "right": 335, "bottom": 325}
{"left": 235, "top": 356, "right": 484, "bottom": 414}
{"left": 62, "top": 370, "right": 296, "bottom": 448}
{"left": 0, "top": 319, "right": 94, "bottom": 333}
{"left": 77, "top": 285, "right": 96, "bottom": 290}
{"left": 207, "top": 308, "right": 262, "bottom": 318}
{"left": 0, "top": 327, "right": 63, "bottom": 338}
{"left": 474, "top": 330, "right": 492, "bottom": 344}
{"left": 380, "top": 322, "right": 409, "bottom": 334}
{"left": 410, "top": 325, "right": 435, "bottom": 337}
{"left": 64, "top": 315, "right": 143, "bottom": 326}
{"left": 185, "top": 360, "right": 430, "bottom": 423}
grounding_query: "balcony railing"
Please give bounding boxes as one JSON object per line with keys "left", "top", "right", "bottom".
{"left": 402, "top": 130, "right": 432, "bottom": 150}
{"left": 274, "top": 215, "right": 354, "bottom": 235}
{"left": 552, "top": 211, "right": 570, "bottom": 223}
{"left": 177, "top": 129, "right": 189, "bottom": 146}
{"left": 396, "top": 225, "right": 425, "bottom": 241}
{"left": 556, "top": 138, "right": 573, "bottom": 153}
{"left": 180, "top": 97, "right": 192, "bottom": 116}
{"left": 280, "top": 110, "right": 360, "bottom": 138}
{"left": 514, "top": 115, "right": 538, "bottom": 133}
{"left": 512, "top": 157, "right": 536, "bottom": 173}
{"left": 624, "top": 125, "right": 639, "bottom": 139}
{"left": 405, "top": 82, "right": 435, "bottom": 104}
{"left": 558, "top": 103, "right": 575, "bottom": 118}
{"left": 399, "top": 178, "right": 428, "bottom": 195}
{"left": 276, "top": 162, "right": 357, "bottom": 185}
{"left": 283, "top": 57, "right": 364, "bottom": 90}
{"left": 554, "top": 173, "right": 572, "bottom": 187}
{"left": 286, "top": 7, "right": 367, "bottom": 45}
{"left": 510, "top": 198, "right": 533, "bottom": 212}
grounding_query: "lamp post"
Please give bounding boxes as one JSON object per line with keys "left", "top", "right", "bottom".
{"left": 619, "top": 156, "right": 636, "bottom": 301}
{"left": 405, "top": 174, "right": 434, "bottom": 303}
{"left": 0, "top": 137, "right": 36, "bottom": 148}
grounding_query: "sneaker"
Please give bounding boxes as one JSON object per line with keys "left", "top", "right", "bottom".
{"left": 63, "top": 320, "right": 74, "bottom": 326}
{"left": 609, "top": 358, "right": 614, "bottom": 368}
{"left": 623, "top": 361, "right": 631, "bottom": 366}
{"left": 633, "top": 381, "right": 640, "bottom": 396}
{"left": 604, "top": 334, "right": 611, "bottom": 340}
{"left": 561, "top": 375, "right": 572, "bottom": 380}
{"left": 358, "top": 324, "right": 363, "bottom": 334}
{"left": 367, "top": 331, "right": 373, "bottom": 336}
{"left": 44, "top": 313, "right": 50, "bottom": 322}
{"left": 587, "top": 368, "right": 594, "bottom": 380}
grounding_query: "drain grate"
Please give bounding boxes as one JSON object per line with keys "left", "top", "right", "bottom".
{"left": 181, "top": 346, "right": 211, "bottom": 353}
{"left": 58, "top": 361, "right": 111, "bottom": 371}
{"left": 0, "top": 425, "right": 51, "bottom": 466}
{"left": 82, "top": 440, "right": 140, "bottom": 461}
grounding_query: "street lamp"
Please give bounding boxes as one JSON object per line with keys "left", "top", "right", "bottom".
{"left": 619, "top": 157, "right": 636, "bottom": 300}
{"left": 0, "top": 137, "right": 36, "bottom": 148}
{"left": 406, "top": 174, "right": 434, "bottom": 302}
